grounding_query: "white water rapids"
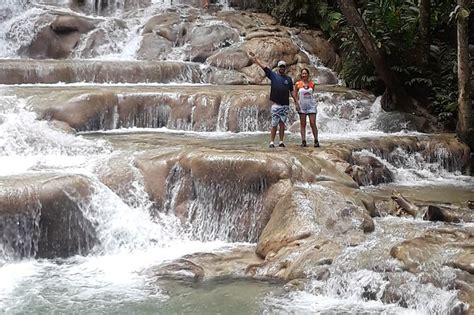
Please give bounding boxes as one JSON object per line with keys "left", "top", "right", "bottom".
{"left": 0, "top": 0, "right": 473, "bottom": 314}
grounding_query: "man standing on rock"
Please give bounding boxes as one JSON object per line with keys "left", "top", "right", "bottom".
{"left": 248, "top": 52, "right": 297, "bottom": 148}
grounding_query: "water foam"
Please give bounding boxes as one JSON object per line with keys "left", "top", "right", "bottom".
{"left": 0, "top": 95, "right": 111, "bottom": 176}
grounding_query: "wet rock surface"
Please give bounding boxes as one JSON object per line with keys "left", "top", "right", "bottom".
{"left": 0, "top": 174, "right": 97, "bottom": 259}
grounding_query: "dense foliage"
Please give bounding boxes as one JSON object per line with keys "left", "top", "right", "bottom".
{"left": 251, "top": 0, "right": 460, "bottom": 126}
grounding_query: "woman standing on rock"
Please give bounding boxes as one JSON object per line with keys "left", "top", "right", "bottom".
{"left": 294, "top": 68, "right": 319, "bottom": 147}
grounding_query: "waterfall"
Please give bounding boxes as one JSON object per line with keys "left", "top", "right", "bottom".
{"left": 316, "top": 93, "right": 382, "bottom": 134}
{"left": 0, "top": 7, "right": 47, "bottom": 58}
{"left": 79, "top": 180, "right": 186, "bottom": 254}
{"left": 289, "top": 31, "right": 339, "bottom": 84}
{"left": 186, "top": 178, "right": 266, "bottom": 242}
{"left": 0, "top": 0, "right": 29, "bottom": 22}
{"left": 162, "top": 164, "right": 267, "bottom": 242}
{"left": 0, "top": 193, "right": 41, "bottom": 261}
{"left": 216, "top": 95, "right": 231, "bottom": 131}
{"left": 0, "top": 0, "right": 472, "bottom": 314}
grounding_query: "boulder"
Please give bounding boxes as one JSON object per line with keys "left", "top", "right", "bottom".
{"left": 146, "top": 245, "right": 262, "bottom": 282}
{"left": 347, "top": 152, "right": 393, "bottom": 186}
{"left": 207, "top": 47, "right": 251, "bottom": 70}
{"left": 424, "top": 205, "right": 474, "bottom": 223}
{"left": 297, "top": 30, "right": 339, "bottom": 68}
{"left": 256, "top": 184, "right": 374, "bottom": 258}
{"left": 21, "top": 14, "right": 96, "bottom": 59}
{"left": 50, "top": 15, "right": 95, "bottom": 34}
{"left": 243, "top": 37, "right": 299, "bottom": 71}
{"left": 40, "top": 92, "right": 119, "bottom": 131}
{"left": 141, "top": 12, "right": 191, "bottom": 45}
{"left": 373, "top": 112, "right": 430, "bottom": 133}
{"left": 137, "top": 33, "right": 173, "bottom": 60}
{"left": 188, "top": 25, "right": 240, "bottom": 62}
{"left": 391, "top": 228, "right": 474, "bottom": 274}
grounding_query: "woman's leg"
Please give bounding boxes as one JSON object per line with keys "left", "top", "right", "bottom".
{"left": 299, "top": 113, "right": 307, "bottom": 145}
{"left": 308, "top": 113, "right": 318, "bottom": 144}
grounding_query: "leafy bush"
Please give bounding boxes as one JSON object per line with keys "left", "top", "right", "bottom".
{"left": 427, "top": 42, "right": 458, "bottom": 115}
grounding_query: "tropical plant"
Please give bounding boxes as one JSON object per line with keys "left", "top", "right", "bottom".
{"left": 332, "top": 0, "right": 459, "bottom": 120}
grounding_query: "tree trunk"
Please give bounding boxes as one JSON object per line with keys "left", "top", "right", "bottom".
{"left": 416, "top": 0, "right": 431, "bottom": 68}
{"left": 336, "top": 0, "right": 410, "bottom": 111}
{"left": 456, "top": 0, "right": 472, "bottom": 146}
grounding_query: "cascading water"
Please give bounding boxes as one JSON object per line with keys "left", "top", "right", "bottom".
{"left": 0, "top": 0, "right": 472, "bottom": 313}
{"left": 0, "top": 93, "right": 234, "bottom": 312}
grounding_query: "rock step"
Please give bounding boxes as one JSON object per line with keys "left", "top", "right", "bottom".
{"left": 0, "top": 59, "right": 248, "bottom": 85}
{"left": 0, "top": 133, "right": 470, "bottom": 259}
{"left": 5, "top": 84, "right": 365, "bottom": 133}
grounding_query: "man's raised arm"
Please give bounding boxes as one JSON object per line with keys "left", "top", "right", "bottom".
{"left": 247, "top": 51, "right": 267, "bottom": 70}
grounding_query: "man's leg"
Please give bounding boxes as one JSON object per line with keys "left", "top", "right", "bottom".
{"left": 278, "top": 121, "right": 285, "bottom": 142}
{"left": 270, "top": 126, "right": 277, "bottom": 142}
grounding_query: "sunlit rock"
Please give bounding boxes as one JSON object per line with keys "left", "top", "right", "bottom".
{"left": 147, "top": 245, "right": 262, "bottom": 281}
{"left": 141, "top": 11, "right": 192, "bottom": 44}
{"left": 256, "top": 184, "right": 374, "bottom": 259}
{"left": 207, "top": 47, "right": 251, "bottom": 70}
{"left": 188, "top": 25, "right": 240, "bottom": 62}
{"left": 391, "top": 228, "right": 474, "bottom": 274}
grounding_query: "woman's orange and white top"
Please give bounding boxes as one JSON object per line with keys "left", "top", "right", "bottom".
{"left": 296, "top": 80, "right": 317, "bottom": 114}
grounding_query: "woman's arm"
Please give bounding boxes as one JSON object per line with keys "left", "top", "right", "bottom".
{"left": 293, "top": 83, "right": 300, "bottom": 112}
